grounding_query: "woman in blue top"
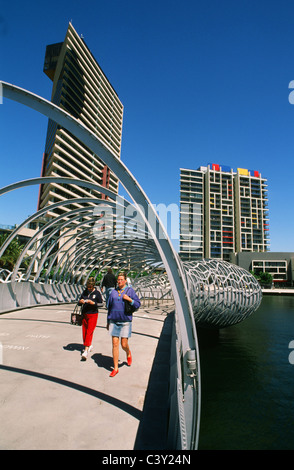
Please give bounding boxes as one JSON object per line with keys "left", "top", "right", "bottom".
{"left": 107, "top": 272, "right": 141, "bottom": 377}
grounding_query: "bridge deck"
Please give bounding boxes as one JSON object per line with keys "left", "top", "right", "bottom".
{"left": 0, "top": 303, "right": 174, "bottom": 450}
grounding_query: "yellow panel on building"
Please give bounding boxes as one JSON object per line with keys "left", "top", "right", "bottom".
{"left": 237, "top": 168, "right": 249, "bottom": 176}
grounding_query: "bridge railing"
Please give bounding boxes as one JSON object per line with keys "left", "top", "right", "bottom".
{"left": 167, "top": 311, "right": 200, "bottom": 449}
{"left": 0, "top": 281, "right": 82, "bottom": 313}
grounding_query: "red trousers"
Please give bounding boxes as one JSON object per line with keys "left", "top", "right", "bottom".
{"left": 82, "top": 313, "right": 98, "bottom": 347}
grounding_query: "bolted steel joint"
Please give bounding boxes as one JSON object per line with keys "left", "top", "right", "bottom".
{"left": 186, "top": 348, "right": 197, "bottom": 377}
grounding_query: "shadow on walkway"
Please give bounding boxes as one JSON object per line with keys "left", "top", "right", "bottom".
{"left": 134, "top": 312, "right": 174, "bottom": 450}
{"left": 0, "top": 363, "right": 142, "bottom": 420}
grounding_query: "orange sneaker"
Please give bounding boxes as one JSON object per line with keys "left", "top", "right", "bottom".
{"left": 109, "top": 369, "right": 119, "bottom": 377}
{"left": 127, "top": 351, "right": 132, "bottom": 366}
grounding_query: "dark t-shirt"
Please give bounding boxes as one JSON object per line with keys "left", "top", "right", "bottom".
{"left": 79, "top": 288, "right": 102, "bottom": 314}
{"left": 101, "top": 273, "right": 117, "bottom": 289}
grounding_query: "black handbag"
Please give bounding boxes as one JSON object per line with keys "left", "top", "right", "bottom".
{"left": 70, "top": 303, "right": 83, "bottom": 326}
{"left": 124, "top": 288, "right": 138, "bottom": 315}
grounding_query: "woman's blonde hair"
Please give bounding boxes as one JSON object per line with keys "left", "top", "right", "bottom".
{"left": 117, "top": 272, "right": 127, "bottom": 280}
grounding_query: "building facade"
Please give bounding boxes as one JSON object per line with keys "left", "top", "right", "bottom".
{"left": 180, "top": 163, "right": 269, "bottom": 262}
{"left": 231, "top": 252, "right": 294, "bottom": 286}
{"left": 38, "top": 22, "right": 124, "bottom": 216}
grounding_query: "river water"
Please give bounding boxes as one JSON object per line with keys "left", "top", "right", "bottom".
{"left": 197, "top": 295, "right": 294, "bottom": 450}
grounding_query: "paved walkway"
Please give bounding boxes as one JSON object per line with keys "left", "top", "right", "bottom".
{"left": 0, "top": 303, "right": 174, "bottom": 450}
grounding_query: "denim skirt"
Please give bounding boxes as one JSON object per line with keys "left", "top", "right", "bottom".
{"left": 108, "top": 321, "right": 132, "bottom": 338}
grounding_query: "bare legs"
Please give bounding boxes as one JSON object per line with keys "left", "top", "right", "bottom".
{"left": 111, "top": 336, "right": 131, "bottom": 372}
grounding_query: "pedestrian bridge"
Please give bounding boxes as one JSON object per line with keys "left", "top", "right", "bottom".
{"left": 0, "top": 81, "right": 262, "bottom": 450}
{"left": 0, "top": 303, "right": 175, "bottom": 450}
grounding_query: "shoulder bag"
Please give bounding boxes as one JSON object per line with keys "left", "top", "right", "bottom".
{"left": 124, "top": 288, "right": 138, "bottom": 315}
{"left": 70, "top": 303, "right": 83, "bottom": 326}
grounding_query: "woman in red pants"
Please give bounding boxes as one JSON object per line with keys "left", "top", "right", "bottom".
{"left": 78, "top": 277, "right": 103, "bottom": 360}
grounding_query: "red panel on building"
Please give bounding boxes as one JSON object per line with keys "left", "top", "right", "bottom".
{"left": 101, "top": 165, "right": 110, "bottom": 200}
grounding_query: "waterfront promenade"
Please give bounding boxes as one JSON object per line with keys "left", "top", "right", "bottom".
{"left": 0, "top": 303, "right": 174, "bottom": 450}
{"left": 262, "top": 288, "right": 294, "bottom": 295}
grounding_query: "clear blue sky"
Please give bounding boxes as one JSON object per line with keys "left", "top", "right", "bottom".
{"left": 1, "top": 0, "right": 294, "bottom": 252}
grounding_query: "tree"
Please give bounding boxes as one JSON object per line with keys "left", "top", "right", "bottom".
{"left": 250, "top": 269, "right": 273, "bottom": 286}
{"left": 0, "top": 233, "right": 25, "bottom": 271}
{"left": 259, "top": 271, "right": 273, "bottom": 285}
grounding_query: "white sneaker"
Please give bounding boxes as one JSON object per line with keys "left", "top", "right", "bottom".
{"left": 81, "top": 350, "right": 88, "bottom": 361}
{"left": 89, "top": 345, "right": 93, "bottom": 353}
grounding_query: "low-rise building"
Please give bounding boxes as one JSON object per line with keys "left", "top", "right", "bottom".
{"left": 230, "top": 251, "right": 294, "bottom": 287}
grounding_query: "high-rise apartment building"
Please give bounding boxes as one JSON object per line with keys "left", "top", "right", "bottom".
{"left": 234, "top": 167, "right": 269, "bottom": 254}
{"left": 180, "top": 163, "right": 269, "bottom": 262}
{"left": 38, "top": 23, "right": 124, "bottom": 216}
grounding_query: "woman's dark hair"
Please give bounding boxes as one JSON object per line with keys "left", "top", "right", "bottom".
{"left": 87, "top": 277, "right": 95, "bottom": 286}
